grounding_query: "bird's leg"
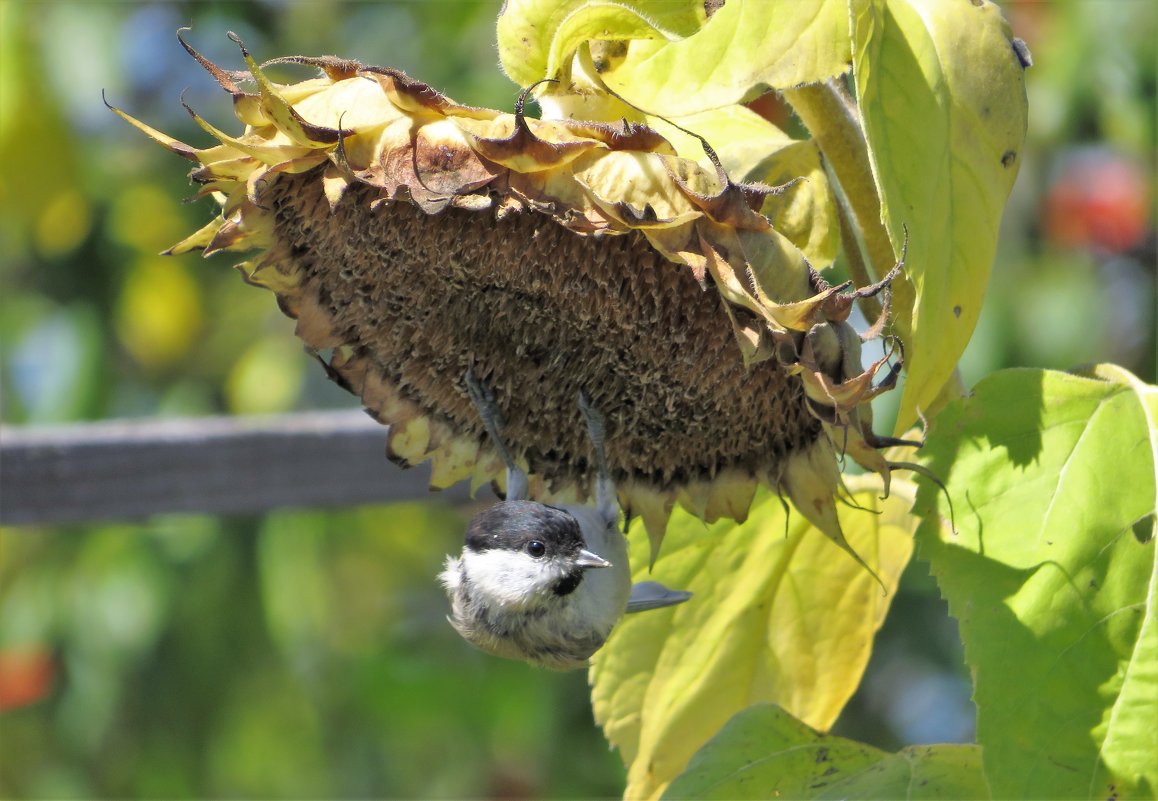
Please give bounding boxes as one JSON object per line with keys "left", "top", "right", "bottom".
{"left": 577, "top": 391, "right": 693, "bottom": 613}
{"left": 465, "top": 370, "right": 528, "bottom": 502}
{"left": 578, "top": 391, "right": 618, "bottom": 528}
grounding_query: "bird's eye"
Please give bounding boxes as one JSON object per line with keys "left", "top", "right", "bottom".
{"left": 526, "top": 540, "right": 546, "bottom": 558}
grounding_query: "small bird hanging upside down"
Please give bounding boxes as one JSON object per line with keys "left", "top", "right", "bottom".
{"left": 439, "top": 371, "right": 692, "bottom": 670}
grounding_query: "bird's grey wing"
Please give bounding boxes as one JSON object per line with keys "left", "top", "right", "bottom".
{"left": 625, "top": 581, "right": 692, "bottom": 614}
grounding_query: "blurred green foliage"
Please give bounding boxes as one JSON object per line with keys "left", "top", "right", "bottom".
{"left": 0, "top": 1, "right": 1153, "bottom": 798}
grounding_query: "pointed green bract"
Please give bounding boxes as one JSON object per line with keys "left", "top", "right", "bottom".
{"left": 852, "top": 0, "right": 1028, "bottom": 431}
{"left": 590, "top": 477, "right": 917, "bottom": 800}
{"left": 651, "top": 105, "right": 839, "bottom": 268}
{"left": 673, "top": 108, "right": 837, "bottom": 268}
{"left": 664, "top": 705, "right": 990, "bottom": 800}
{"left": 915, "top": 366, "right": 1158, "bottom": 799}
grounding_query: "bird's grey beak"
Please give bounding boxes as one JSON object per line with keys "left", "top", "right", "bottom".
{"left": 575, "top": 549, "right": 612, "bottom": 569}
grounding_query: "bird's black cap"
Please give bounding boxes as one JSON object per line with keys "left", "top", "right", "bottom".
{"left": 465, "top": 500, "right": 583, "bottom": 558}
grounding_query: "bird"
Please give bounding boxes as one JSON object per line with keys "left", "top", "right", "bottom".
{"left": 438, "top": 370, "right": 692, "bottom": 670}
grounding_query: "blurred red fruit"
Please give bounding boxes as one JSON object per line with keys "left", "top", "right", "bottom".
{"left": 0, "top": 647, "right": 55, "bottom": 711}
{"left": 1043, "top": 148, "right": 1152, "bottom": 254}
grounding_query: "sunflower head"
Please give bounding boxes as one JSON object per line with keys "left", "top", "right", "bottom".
{"left": 108, "top": 31, "right": 912, "bottom": 573}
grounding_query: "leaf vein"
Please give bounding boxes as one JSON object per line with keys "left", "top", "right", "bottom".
{"left": 1036, "top": 394, "right": 1115, "bottom": 547}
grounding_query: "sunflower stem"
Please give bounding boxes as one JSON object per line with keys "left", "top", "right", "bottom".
{"left": 782, "top": 80, "right": 895, "bottom": 288}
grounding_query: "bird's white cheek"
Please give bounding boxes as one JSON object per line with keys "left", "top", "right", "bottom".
{"left": 460, "top": 549, "right": 552, "bottom": 608}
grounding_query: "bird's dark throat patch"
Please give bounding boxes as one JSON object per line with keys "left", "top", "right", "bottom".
{"left": 552, "top": 570, "right": 585, "bottom": 597}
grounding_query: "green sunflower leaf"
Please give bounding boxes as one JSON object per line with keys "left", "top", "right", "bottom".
{"left": 915, "top": 365, "right": 1158, "bottom": 799}
{"left": 664, "top": 704, "right": 990, "bottom": 800}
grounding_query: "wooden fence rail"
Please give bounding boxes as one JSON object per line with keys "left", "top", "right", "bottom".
{"left": 0, "top": 410, "right": 471, "bottom": 526}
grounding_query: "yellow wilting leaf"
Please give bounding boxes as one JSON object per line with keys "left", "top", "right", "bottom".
{"left": 591, "top": 475, "right": 917, "bottom": 800}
